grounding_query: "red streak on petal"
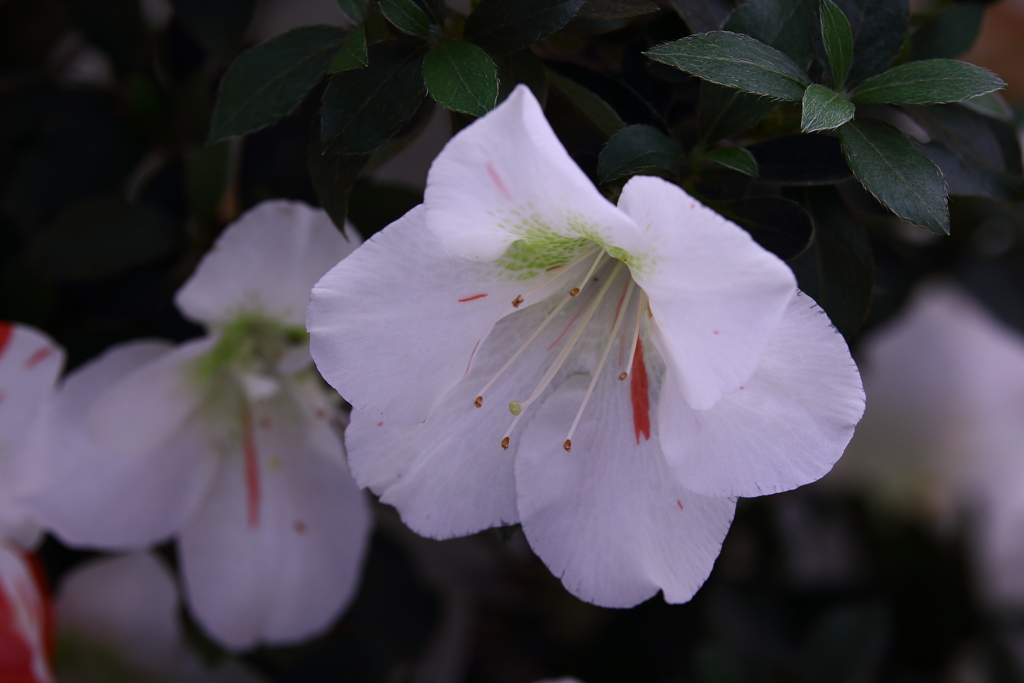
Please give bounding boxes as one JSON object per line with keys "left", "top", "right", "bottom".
{"left": 241, "top": 407, "right": 260, "bottom": 529}
{"left": 677, "top": 500, "right": 684, "bottom": 510}
{"left": 0, "top": 323, "right": 13, "bottom": 361}
{"left": 630, "top": 339, "right": 651, "bottom": 444}
{"left": 464, "top": 339, "right": 481, "bottom": 376}
{"left": 0, "top": 548, "right": 52, "bottom": 683}
{"left": 485, "top": 162, "right": 513, "bottom": 202}
{"left": 458, "top": 293, "right": 488, "bottom": 302}
{"left": 24, "top": 347, "right": 52, "bottom": 370}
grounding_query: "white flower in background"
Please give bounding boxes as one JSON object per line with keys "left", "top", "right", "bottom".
{"left": 831, "top": 282, "right": 1024, "bottom": 604}
{"left": 21, "top": 201, "right": 372, "bottom": 650}
{"left": 0, "top": 540, "right": 53, "bottom": 683}
{"left": 55, "top": 552, "right": 264, "bottom": 683}
{"left": 307, "top": 85, "right": 865, "bottom": 608}
{"left": 0, "top": 322, "right": 64, "bottom": 548}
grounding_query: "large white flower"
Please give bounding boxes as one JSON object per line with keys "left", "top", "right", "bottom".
{"left": 307, "top": 85, "right": 865, "bottom": 607}
{"left": 831, "top": 282, "right": 1024, "bottom": 604}
{"left": 0, "top": 322, "right": 64, "bottom": 548}
{"left": 21, "top": 201, "right": 372, "bottom": 650}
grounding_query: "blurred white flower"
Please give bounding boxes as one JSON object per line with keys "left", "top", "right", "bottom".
{"left": 55, "top": 552, "right": 264, "bottom": 683}
{"left": 832, "top": 282, "right": 1024, "bottom": 603}
{"left": 308, "top": 85, "right": 865, "bottom": 608}
{"left": 22, "top": 201, "right": 372, "bottom": 650}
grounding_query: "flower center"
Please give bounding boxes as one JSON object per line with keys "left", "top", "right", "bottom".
{"left": 474, "top": 249, "right": 651, "bottom": 453}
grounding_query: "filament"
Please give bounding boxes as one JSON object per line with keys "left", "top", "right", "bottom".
{"left": 513, "top": 246, "right": 600, "bottom": 307}
{"left": 619, "top": 291, "right": 646, "bottom": 380}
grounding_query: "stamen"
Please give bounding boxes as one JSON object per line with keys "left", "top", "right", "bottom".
{"left": 512, "top": 246, "right": 600, "bottom": 307}
{"left": 565, "top": 281, "right": 636, "bottom": 450}
{"left": 620, "top": 291, "right": 646, "bottom": 381}
{"left": 572, "top": 250, "right": 607, "bottom": 297}
{"left": 474, "top": 291, "right": 576, "bottom": 407}
{"left": 501, "top": 262, "right": 624, "bottom": 449}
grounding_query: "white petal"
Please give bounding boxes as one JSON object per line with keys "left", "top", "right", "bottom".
{"left": 0, "top": 322, "right": 63, "bottom": 460}
{"left": 21, "top": 341, "right": 216, "bottom": 549}
{"left": 179, "top": 393, "right": 371, "bottom": 650}
{"left": 0, "top": 541, "right": 54, "bottom": 683}
{"left": 424, "top": 85, "right": 645, "bottom": 262}
{"left": 658, "top": 292, "right": 865, "bottom": 497}
{"left": 176, "top": 201, "right": 360, "bottom": 328}
{"left": 617, "top": 176, "right": 796, "bottom": 409}
{"left": 309, "top": 205, "right": 577, "bottom": 425}
{"left": 515, "top": 364, "right": 736, "bottom": 608}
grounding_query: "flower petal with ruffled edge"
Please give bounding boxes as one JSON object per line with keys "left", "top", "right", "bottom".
{"left": 179, "top": 384, "right": 371, "bottom": 650}
{"left": 176, "top": 201, "right": 360, "bottom": 328}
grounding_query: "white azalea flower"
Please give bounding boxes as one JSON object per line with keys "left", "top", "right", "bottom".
{"left": 0, "top": 540, "right": 54, "bottom": 683}
{"left": 307, "top": 85, "right": 865, "bottom": 607}
{"left": 56, "top": 552, "right": 265, "bottom": 682}
{"left": 21, "top": 201, "right": 372, "bottom": 650}
{"left": 0, "top": 322, "right": 64, "bottom": 548}
{"left": 832, "top": 282, "right": 1024, "bottom": 604}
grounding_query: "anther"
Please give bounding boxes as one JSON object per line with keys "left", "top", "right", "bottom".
{"left": 569, "top": 287, "right": 580, "bottom": 297}
{"left": 501, "top": 437, "right": 510, "bottom": 450}
{"left": 618, "top": 372, "right": 628, "bottom": 380}
{"left": 509, "top": 401, "right": 522, "bottom": 415}
{"left": 474, "top": 396, "right": 483, "bottom": 408}
{"left": 563, "top": 439, "right": 572, "bottom": 452}
{"left": 512, "top": 295, "right": 524, "bottom": 308}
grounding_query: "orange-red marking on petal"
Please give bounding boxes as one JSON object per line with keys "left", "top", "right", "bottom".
{"left": 0, "top": 323, "right": 13, "bottom": 361}
{"left": 458, "top": 293, "right": 488, "bottom": 302}
{"left": 241, "top": 407, "right": 261, "bottom": 529}
{"left": 465, "top": 339, "right": 481, "bottom": 376}
{"left": 23, "top": 347, "right": 52, "bottom": 370}
{"left": 485, "top": 162, "right": 513, "bottom": 202}
{"left": 677, "top": 500, "right": 684, "bottom": 510}
{"left": 630, "top": 338, "right": 651, "bottom": 444}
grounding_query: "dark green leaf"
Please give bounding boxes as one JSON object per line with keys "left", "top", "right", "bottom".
{"left": 909, "top": 4, "right": 984, "bottom": 61}
{"left": 699, "top": 82, "right": 779, "bottom": 143}
{"left": 597, "top": 125, "right": 687, "bottom": 183}
{"left": 379, "top": 0, "right": 432, "bottom": 36}
{"left": 464, "top": 0, "right": 585, "bottom": 55}
{"left": 495, "top": 50, "right": 548, "bottom": 105}
{"left": 328, "top": 24, "right": 368, "bottom": 73}
{"left": 644, "top": 32, "right": 811, "bottom": 102}
{"left": 961, "top": 91, "right": 1014, "bottom": 122}
{"left": 669, "top": 0, "right": 733, "bottom": 32}
{"left": 308, "top": 118, "right": 370, "bottom": 230}
{"left": 828, "top": 0, "right": 908, "bottom": 88}
{"left": 820, "top": 0, "right": 853, "bottom": 88}
{"left": 27, "top": 197, "right": 180, "bottom": 281}
{"left": 800, "top": 84, "right": 854, "bottom": 132}
{"left": 710, "top": 196, "right": 813, "bottom": 260}
{"left": 424, "top": 40, "right": 498, "bottom": 117}
{"left": 362, "top": 97, "right": 437, "bottom": 174}
{"left": 724, "top": 0, "right": 817, "bottom": 69}
{"left": 336, "top": 0, "right": 367, "bottom": 23}
{"left": 171, "top": 0, "right": 254, "bottom": 61}
{"left": 209, "top": 25, "right": 348, "bottom": 142}
{"left": 748, "top": 135, "right": 851, "bottom": 184}
{"left": 321, "top": 39, "right": 426, "bottom": 155}
{"left": 851, "top": 59, "right": 1005, "bottom": 105}
{"left": 704, "top": 146, "right": 758, "bottom": 176}
{"left": 577, "top": 0, "right": 658, "bottom": 19}
{"left": 788, "top": 186, "right": 873, "bottom": 339}
{"left": 547, "top": 71, "right": 625, "bottom": 137}
{"left": 838, "top": 118, "right": 948, "bottom": 234}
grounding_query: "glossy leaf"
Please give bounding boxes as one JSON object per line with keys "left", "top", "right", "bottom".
{"left": 209, "top": 25, "right": 348, "bottom": 142}
{"left": 851, "top": 59, "right": 1005, "bottom": 105}
{"left": 800, "top": 84, "right": 854, "bottom": 132}
{"left": 669, "top": 0, "right": 733, "bottom": 32}
{"left": 644, "top": 32, "right": 811, "bottom": 102}
{"left": 711, "top": 196, "right": 813, "bottom": 260}
{"left": 909, "top": 4, "right": 984, "bottom": 61}
{"left": 328, "top": 24, "right": 368, "bottom": 73}
{"left": 464, "top": 0, "right": 585, "bottom": 55}
{"left": 699, "top": 82, "right": 779, "bottom": 143}
{"left": 320, "top": 39, "right": 426, "bottom": 155}
{"left": 725, "top": 0, "right": 817, "bottom": 68}
{"left": 597, "top": 125, "right": 688, "bottom": 183}
{"left": 820, "top": 0, "right": 853, "bottom": 88}
{"left": 838, "top": 118, "right": 948, "bottom": 234}
{"left": 748, "top": 135, "right": 851, "bottom": 185}
{"left": 423, "top": 40, "right": 498, "bottom": 117}
{"left": 787, "top": 186, "right": 873, "bottom": 339}
{"left": 960, "top": 91, "right": 1014, "bottom": 122}
{"left": 704, "top": 146, "right": 759, "bottom": 177}
{"left": 336, "top": 0, "right": 367, "bottom": 23}
{"left": 547, "top": 71, "right": 625, "bottom": 137}
{"left": 828, "top": 0, "right": 908, "bottom": 88}
{"left": 379, "top": 0, "right": 432, "bottom": 36}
